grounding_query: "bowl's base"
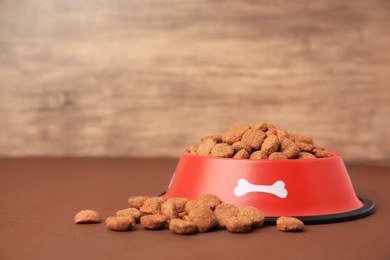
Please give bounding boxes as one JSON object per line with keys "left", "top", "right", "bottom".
{"left": 264, "top": 197, "right": 375, "bottom": 225}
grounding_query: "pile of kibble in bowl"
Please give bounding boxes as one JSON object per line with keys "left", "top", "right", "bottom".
{"left": 188, "top": 121, "right": 332, "bottom": 160}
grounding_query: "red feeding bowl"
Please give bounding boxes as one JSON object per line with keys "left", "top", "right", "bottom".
{"left": 163, "top": 151, "right": 374, "bottom": 224}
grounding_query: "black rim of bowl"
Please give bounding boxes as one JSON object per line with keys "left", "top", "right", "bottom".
{"left": 265, "top": 196, "right": 375, "bottom": 225}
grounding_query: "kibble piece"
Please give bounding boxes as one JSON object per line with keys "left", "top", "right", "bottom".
{"left": 221, "top": 132, "right": 240, "bottom": 145}
{"left": 233, "top": 149, "right": 250, "bottom": 159}
{"left": 279, "top": 138, "right": 300, "bottom": 159}
{"left": 166, "top": 198, "right": 188, "bottom": 213}
{"left": 161, "top": 201, "right": 180, "bottom": 222}
{"left": 74, "top": 210, "right": 101, "bottom": 224}
{"left": 128, "top": 196, "right": 149, "bottom": 209}
{"left": 139, "top": 197, "right": 166, "bottom": 216}
{"left": 184, "top": 200, "right": 203, "bottom": 213}
{"left": 276, "top": 216, "right": 305, "bottom": 232}
{"left": 313, "top": 148, "right": 332, "bottom": 158}
{"left": 238, "top": 206, "right": 265, "bottom": 228}
{"left": 295, "top": 141, "right": 314, "bottom": 152}
{"left": 232, "top": 141, "right": 252, "bottom": 153}
{"left": 210, "top": 143, "right": 234, "bottom": 158}
{"left": 261, "top": 135, "right": 280, "bottom": 156}
{"left": 252, "top": 121, "right": 268, "bottom": 131}
{"left": 225, "top": 216, "right": 253, "bottom": 233}
{"left": 197, "top": 138, "right": 216, "bottom": 156}
{"left": 294, "top": 134, "right": 314, "bottom": 144}
{"left": 268, "top": 152, "right": 288, "bottom": 160}
{"left": 249, "top": 150, "right": 268, "bottom": 160}
{"left": 169, "top": 219, "right": 197, "bottom": 235}
{"left": 188, "top": 206, "right": 218, "bottom": 232}
{"left": 198, "top": 194, "right": 222, "bottom": 210}
{"left": 140, "top": 215, "right": 166, "bottom": 230}
{"left": 214, "top": 203, "right": 240, "bottom": 228}
{"left": 200, "top": 134, "right": 222, "bottom": 143}
{"left": 105, "top": 216, "right": 135, "bottom": 231}
{"left": 241, "top": 129, "right": 266, "bottom": 150}
{"left": 116, "top": 208, "right": 141, "bottom": 223}
{"left": 276, "top": 127, "right": 289, "bottom": 139}
{"left": 188, "top": 145, "right": 198, "bottom": 154}
{"left": 265, "top": 128, "right": 277, "bottom": 136}
{"left": 296, "top": 152, "right": 316, "bottom": 159}
{"left": 221, "top": 124, "right": 251, "bottom": 144}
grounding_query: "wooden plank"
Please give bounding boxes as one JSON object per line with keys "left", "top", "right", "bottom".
{"left": 0, "top": 0, "right": 389, "bottom": 163}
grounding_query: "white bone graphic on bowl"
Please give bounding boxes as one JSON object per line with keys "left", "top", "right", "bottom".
{"left": 234, "top": 178, "right": 288, "bottom": 198}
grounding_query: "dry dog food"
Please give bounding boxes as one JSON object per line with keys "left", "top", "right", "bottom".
{"left": 197, "top": 194, "right": 222, "bottom": 210}
{"left": 189, "top": 121, "right": 332, "bottom": 160}
{"left": 75, "top": 194, "right": 305, "bottom": 235}
{"left": 238, "top": 206, "right": 265, "bottom": 228}
{"left": 276, "top": 216, "right": 305, "bottom": 232}
{"left": 224, "top": 216, "right": 253, "bottom": 233}
{"left": 140, "top": 214, "right": 166, "bottom": 230}
{"left": 139, "top": 197, "right": 166, "bottom": 216}
{"left": 116, "top": 208, "right": 142, "bottom": 223}
{"left": 214, "top": 203, "right": 240, "bottom": 228}
{"left": 166, "top": 198, "right": 188, "bottom": 213}
{"left": 161, "top": 200, "right": 181, "bottom": 222}
{"left": 74, "top": 209, "right": 101, "bottom": 224}
{"left": 169, "top": 218, "right": 197, "bottom": 235}
{"left": 188, "top": 205, "right": 218, "bottom": 232}
{"left": 106, "top": 216, "right": 135, "bottom": 231}
{"left": 127, "top": 196, "right": 149, "bottom": 209}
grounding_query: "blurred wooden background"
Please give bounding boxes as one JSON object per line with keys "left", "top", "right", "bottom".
{"left": 0, "top": 0, "right": 389, "bottom": 164}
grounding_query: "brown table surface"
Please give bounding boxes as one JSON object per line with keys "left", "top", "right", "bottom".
{"left": 0, "top": 158, "right": 389, "bottom": 260}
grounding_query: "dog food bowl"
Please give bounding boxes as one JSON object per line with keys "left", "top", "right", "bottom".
{"left": 163, "top": 151, "right": 374, "bottom": 224}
